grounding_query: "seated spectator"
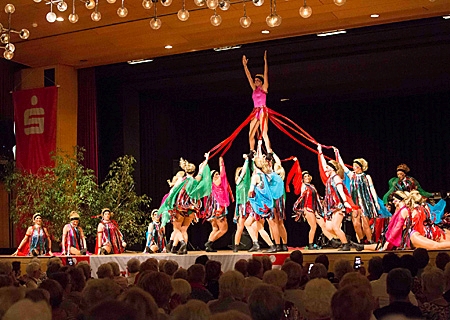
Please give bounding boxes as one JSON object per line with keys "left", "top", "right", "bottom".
{"left": 309, "top": 263, "right": 328, "bottom": 280}
{"left": 126, "top": 258, "right": 141, "bottom": 286}
{"left": 65, "top": 266, "right": 86, "bottom": 306}
{"left": 108, "top": 261, "right": 128, "bottom": 290}
{"left": 413, "top": 247, "right": 429, "bottom": 277}
{"left": 373, "top": 268, "right": 422, "bottom": 319}
{"left": 205, "top": 260, "right": 222, "bottom": 299}
{"left": 3, "top": 299, "right": 51, "bottom": 320}
{"left": 303, "top": 278, "right": 336, "bottom": 319}
{"left": 234, "top": 259, "right": 248, "bottom": 277}
{"left": 331, "top": 285, "right": 373, "bottom": 320}
{"left": 333, "top": 259, "right": 353, "bottom": 284}
{"left": 400, "top": 254, "right": 424, "bottom": 303}
{"left": 195, "top": 255, "right": 210, "bottom": 266}
{"left": 46, "top": 257, "right": 62, "bottom": 278}
{"left": 163, "top": 260, "right": 179, "bottom": 278}
{"left": 281, "top": 261, "right": 307, "bottom": 318}
{"left": 49, "top": 271, "right": 80, "bottom": 317}
{"left": 76, "top": 261, "right": 92, "bottom": 281}
{"left": 173, "top": 268, "right": 188, "bottom": 280}
{"left": 25, "top": 288, "right": 50, "bottom": 305}
{"left": 118, "top": 286, "right": 159, "bottom": 320}
{"left": 96, "top": 263, "right": 113, "bottom": 279}
{"left": 260, "top": 255, "right": 273, "bottom": 273}
{"left": 367, "top": 256, "right": 383, "bottom": 281}
{"left": 339, "top": 271, "right": 372, "bottom": 293}
{"left": 290, "top": 250, "right": 304, "bottom": 267}
{"left": 435, "top": 252, "right": 450, "bottom": 271}
{"left": 315, "top": 254, "right": 335, "bottom": 281}
{"left": 171, "top": 278, "right": 192, "bottom": 305}
{"left": 0, "top": 286, "right": 26, "bottom": 318}
{"left": 0, "top": 274, "right": 13, "bottom": 288}
{"left": 187, "top": 264, "right": 214, "bottom": 303}
{"left": 208, "top": 270, "right": 249, "bottom": 315}
{"left": 171, "top": 299, "right": 211, "bottom": 320}
{"left": 0, "top": 261, "right": 14, "bottom": 285}
{"left": 80, "top": 278, "right": 121, "bottom": 311}
{"left": 25, "top": 261, "right": 42, "bottom": 289}
{"left": 243, "top": 258, "right": 263, "bottom": 300}
{"left": 137, "top": 271, "right": 172, "bottom": 315}
{"left": 39, "top": 279, "right": 70, "bottom": 320}
{"left": 139, "top": 258, "right": 159, "bottom": 273}
{"left": 444, "top": 263, "right": 450, "bottom": 303}
{"left": 371, "top": 253, "right": 417, "bottom": 308}
{"left": 263, "top": 269, "right": 300, "bottom": 319}
{"left": 419, "top": 266, "right": 449, "bottom": 320}
{"left": 209, "top": 309, "right": 251, "bottom": 320}
{"left": 248, "top": 284, "right": 284, "bottom": 320}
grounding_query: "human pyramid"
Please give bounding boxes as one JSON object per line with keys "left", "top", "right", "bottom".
{"left": 12, "top": 51, "right": 449, "bottom": 257}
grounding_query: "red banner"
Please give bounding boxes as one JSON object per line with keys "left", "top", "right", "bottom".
{"left": 13, "top": 86, "right": 58, "bottom": 173}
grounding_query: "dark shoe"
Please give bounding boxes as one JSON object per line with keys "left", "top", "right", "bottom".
{"left": 351, "top": 241, "right": 364, "bottom": 252}
{"left": 307, "top": 243, "right": 319, "bottom": 250}
{"left": 80, "top": 249, "right": 87, "bottom": 255}
{"left": 264, "top": 245, "right": 277, "bottom": 253}
{"left": 248, "top": 242, "right": 261, "bottom": 252}
{"left": 99, "top": 248, "right": 107, "bottom": 255}
{"left": 233, "top": 244, "right": 239, "bottom": 253}
{"left": 171, "top": 243, "right": 178, "bottom": 254}
{"left": 166, "top": 240, "right": 173, "bottom": 253}
{"left": 205, "top": 241, "right": 217, "bottom": 252}
{"left": 338, "top": 243, "right": 351, "bottom": 251}
{"left": 177, "top": 241, "right": 187, "bottom": 255}
{"left": 276, "top": 244, "right": 283, "bottom": 252}
{"left": 144, "top": 246, "right": 154, "bottom": 254}
{"left": 330, "top": 239, "right": 342, "bottom": 249}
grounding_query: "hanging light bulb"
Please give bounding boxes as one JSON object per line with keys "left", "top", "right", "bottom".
{"left": 0, "top": 34, "right": 9, "bottom": 44}
{"left": 194, "top": 0, "right": 206, "bottom": 7}
{"left": 177, "top": 0, "right": 189, "bottom": 21}
{"left": 85, "top": 0, "right": 95, "bottom": 9}
{"left": 333, "top": 0, "right": 345, "bottom": 6}
{"left": 240, "top": 0, "right": 251, "bottom": 28}
{"left": 161, "top": 0, "right": 173, "bottom": 6}
{"left": 210, "top": 10, "right": 222, "bottom": 26}
{"left": 142, "top": 0, "right": 152, "bottom": 9}
{"left": 5, "top": 4, "right": 15, "bottom": 14}
{"left": 107, "top": 0, "right": 117, "bottom": 3}
{"left": 68, "top": 13, "right": 79, "bottom": 23}
{"left": 46, "top": 11, "right": 57, "bottom": 23}
{"left": 299, "top": 0, "right": 312, "bottom": 18}
{"left": 150, "top": 4, "right": 161, "bottom": 29}
{"left": 57, "top": 1, "right": 68, "bottom": 11}
{"left": 91, "top": 11, "right": 101, "bottom": 21}
{"left": 5, "top": 43, "right": 15, "bottom": 53}
{"left": 33, "top": 0, "right": 42, "bottom": 3}
{"left": 117, "top": 6, "right": 128, "bottom": 17}
{"left": 218, "top": 0, "right": 230, "bottom": 10}
{"left": 265, "top": 14, "right": 278, "bottom": 27}
{"left": 207, "top": 0, "right": 218, "bottom": 9}
{"left": 4, "top": 50, "right": 14, "bottom": 60}
{"left": 19, "top": 29, "right": 30, "bottom": 39}
{"left": 252, "top": 0, "right": 264, "bottom": 6}
{"left": 150, "top": 17, "right": 161, "bottom": 29}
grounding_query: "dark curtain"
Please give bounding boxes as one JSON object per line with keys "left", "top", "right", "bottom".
{"left": 77, "top": 68, "right": 98, "bottom": 178}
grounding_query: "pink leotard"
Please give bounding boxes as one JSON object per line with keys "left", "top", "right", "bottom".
{"left": 252, "top": 86, "right": 267, "bottom": 107}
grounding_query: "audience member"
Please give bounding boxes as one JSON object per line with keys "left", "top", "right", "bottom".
{"left": 331, "top": 285, "right": 373, "bottom": 320}
{"left": 25, "top": 288, "right": 50, "bottom": 305}
{"left": 205, "top": 260, "right": 222, "bottom": 299}
{"left": 444, "top": 263, "right": 450, "bottom": 303}
{"left": 171, "top": 278, "right": 192, "bottom": 305}
{"left": 207, "top": 270, "right": 249, "bottom": 315}
{"left": 187, "top": 264, "right": 214, "bottom": 303}
{"left": 243, "top": 258, "right": 263, "bottom": 300}
{"left": 126, "top": 258, "right": 141, "bottom": 286}
{"left": 39, "top": 278, "right": 71, "bottom": 320}
{"left": 413, "top": 247, "right": 430, "bottom": 277}
{"left": 281, "top": 261, "right": 307, "bottom": 318}
{"left": 163, "top": 260, "right": 179, "bottom": 278}
{"left": 0, "top": 286, "right": 26, "bottom": 318}
{"left": 435, "top": 252, "right": 450, "bottom": 271}
{"left": 248, "top": 284, "right": 285, "bottom": 320}
{"left": 419, "top": 266, "right": 449, "bottom": 320}
{"left": 373, "top": 268, "right": 422, "bottom": 319}
{"left": 400, "top": 254, "right": 424, "bottom": 303}
{"left": 173, "top": 267, "right": 188, "bottom": 280}
{"left": 85, "top": 300, "right": 140, "bottom": 320}
{"left": 118, "top": 286, "right": 159, "bottom": 320}
{"left": 259, "top": 255, "right": 273, "bottom": 273}
{"left": 76, "top": 261, "right": 92, "bottom": 281}
{"left": 309, "top": 263, "right": 328, "bottom": 280}
{"left": 3, "top": 299, "right": 52, "bottom": 320}
{"left": 96, "top": 263, "right": 113, "bottom": 279}
{"left": 108, "top": 261, "right": 128, "bottom": 290}
{"left": 195, "top": 255, "right": 210, "bottom": 266}
{"left": 80, "top": 278, "right": 121, "bottom": 311}
{"left": 138, "top": 271, "right": 173, "bottom": 314}
{"left": 290, "top": 250, "right": 304, "bottom": 267}
{"left": 171, "top": 299, "right": 211, "bottom": 320}
{"left": 333, "top": 259, "right": 353, "bottom": 284}
{"left": 234, "top": 259, "right": 248, "bottom": 277}
{"left": 303, "top": 278, "right": 336, "bottom": 319}
{"left": 367, "top": 256, "right": 383, "bottom": 281}
{"left": 25, "top": 261, "right": 42, "bottom": 289}
{"left": 209, "top": 310, "right": 251, "bottom": 320}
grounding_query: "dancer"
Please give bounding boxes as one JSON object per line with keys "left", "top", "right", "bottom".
{"left": 245, "top": 142, "right": 281, "bottom": 253}
{"left": 61, "top": 211, "right": 87, "bottom": 255}
{"left": 242, "top": 50, "right": 272, "bottom": 154}
{"left": 203, "top": 157, "right": 232, "bottom": 252}
{"left": 335, "top": 149, "right": 382, "bottom": 243}
{"left": 232, "top": 153, "right": 252, "bottom": 252}
{"left": 354, "top": 190, "right": 450, "bottom": 251}
{"left": 96, "top": 208, "right": 126, "bottom": 255}
{"left": 159, "top": 153, "right": 211, "bottom": 255}
{"left": 317, "top": 144, "right": 355, "bottom": 251}
{"left": 267, "top": 151, "right": 288, "bottom": 251}
{"left": 144, "top": 209, "right": 166, "bottom": 253}
{"left": 13, "top": 213, "right": 52, "bottom": 256}
{"left": 383, "top": 163, "right": 432, "bottom": 204}
{"left": 291, "top": 162, "right": 334, "bottom": 250}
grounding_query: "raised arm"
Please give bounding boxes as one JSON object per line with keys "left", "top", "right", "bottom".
{"left": 61, "top": 225, "right": 68, "bottom": 255}
{"left": 334, "top": 147, "right": 351, "bottom": 176}
{"left": 195, "top": 152, "right": 210, "bottom": 181}
{"left": 80, "top": 227, "right": 87, "bottom": 251}
{"left": 242, "top": 55, "right": 256, "bottom": 91}
{"left": 262, "top": 50, "right": 269, "bottom": 92}
{"left": 366, "top": 175, "right": 380, "bottom": 209}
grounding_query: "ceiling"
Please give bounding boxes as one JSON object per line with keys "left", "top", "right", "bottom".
{"left": 4, "top": 0, "right": 450, "bottom": 68}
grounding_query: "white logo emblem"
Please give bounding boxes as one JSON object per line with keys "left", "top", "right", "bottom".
{"left": 24, "top": 95, "right": 45, "bottom": 135}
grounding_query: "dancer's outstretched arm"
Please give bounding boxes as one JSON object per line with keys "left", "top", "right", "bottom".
{"left": 334, "top": 147, "right": 351, "bottom": 176}
{"left": 242, "top": 55, "right": 255, "bottom": 90}
{"left": 262, "top": 50, "right": 269, "bottom": 92}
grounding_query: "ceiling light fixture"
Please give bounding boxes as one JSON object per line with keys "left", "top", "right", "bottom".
{"left": 239, "top": 0, "right": 251, "bottom": 28}
{"left": 299, "top": 0, "right": 312, "bottom": 19}
{"left": 261, "top": 29, "right": 270, "bottom": 34}
{"left": 127, "top": 58, "right": 154, "bottom": 64}
{"left": 213, "top": 45, "right": 241, "bottom": 51}
{"left": 316, "top": 29, "right": 346, "bottom": 37}
{"left": 149, "top": 0, "right": 161, "bottom": 29}
{"left": 370, "top": 14, "right": 379, "bottom": 18}
{"left": 266, "top": 0, "right": 281, "bottom": 27}
{"left": 177, "top": 0, "right": 189, "bottom": 21}
{"left": 443, "top": 15, "right": 450, "bottom": 20}
{"left": 333, "top": 0, "right": 346, "bottom": 6}
{"left": 1, "top": 4, "right": 30, "bottom": 60}
{"left": 210, "top": 9, "right": 222, "bottom": 26}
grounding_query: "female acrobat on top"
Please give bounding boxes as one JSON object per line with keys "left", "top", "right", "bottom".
{"left": 242, "top": 50, "right": 272, "bottom": 154}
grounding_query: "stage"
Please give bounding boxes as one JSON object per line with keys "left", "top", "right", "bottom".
{"left": 0, "top": 248, "right": 444, "bottom": 278}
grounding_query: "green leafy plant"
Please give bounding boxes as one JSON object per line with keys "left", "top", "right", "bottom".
{"left": 5, "top": 148, "right": 151, "bottom": 249}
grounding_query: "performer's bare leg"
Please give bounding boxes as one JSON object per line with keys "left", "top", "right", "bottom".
{"left": 305, "top": 210, "right": 317, "bottom": 244}
{"left": 259, "top": 112, "right": 272, "bottom": 153}
{"left": 352, "top": 210, "right": 365, "bottom": 240}
{"left": 234, "top": 216, "right": 246, "bottom": 246}
{"left": 249, "top": 118, "right": 259, "bottom": 151}
{"left": 267, "top": 219, "right": 280, "bottom": 245}
{"left": 361, "top": 215, "right": 373, "bottom": 241}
